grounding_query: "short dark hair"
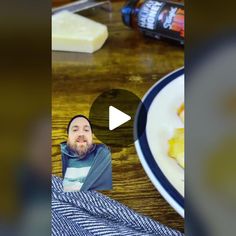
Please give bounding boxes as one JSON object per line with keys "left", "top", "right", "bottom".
{"left": 67, "top": 115, "right": 93, "bottom": 134}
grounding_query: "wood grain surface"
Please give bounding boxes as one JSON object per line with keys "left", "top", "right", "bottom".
{"left": 52, "top": 1, "right": 184, "bottom": 232}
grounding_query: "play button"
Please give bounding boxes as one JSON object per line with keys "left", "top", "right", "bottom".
{"left": 109, "top": 106, "right": 131, "bottom": 131}
{"left": 89, "top": 89, "right": 147, "bottom": 148}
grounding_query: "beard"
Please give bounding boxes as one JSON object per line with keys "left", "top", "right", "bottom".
{"left": 67, "top": 140, "right": 92, "bottom": 157}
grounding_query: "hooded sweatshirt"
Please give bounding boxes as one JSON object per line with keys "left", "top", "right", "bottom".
{"left": 60, "top": 142, "right": 112, "bottom": 191}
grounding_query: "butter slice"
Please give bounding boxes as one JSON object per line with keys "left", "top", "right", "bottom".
{"left": 52, "top": 11, "right": 108, "bottom": 53}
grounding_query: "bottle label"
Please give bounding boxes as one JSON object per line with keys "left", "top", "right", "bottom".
{"left": 138, "top": 0, "right": 162, "bottom": 30}
{"left": 138, "top": 0, "right": 184, "bottom": 40}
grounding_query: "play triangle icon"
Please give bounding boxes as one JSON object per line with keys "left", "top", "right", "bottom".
{"left": 109, "top": 106, "right": 131, "bottom": 130}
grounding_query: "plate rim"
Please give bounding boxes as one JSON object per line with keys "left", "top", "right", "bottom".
{"left": 134, "top": 67, "right": 184, "bottom": 218}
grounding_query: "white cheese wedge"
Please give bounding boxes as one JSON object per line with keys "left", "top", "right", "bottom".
{"left": 52, "top": 11, "right": 108, "bottom": 53}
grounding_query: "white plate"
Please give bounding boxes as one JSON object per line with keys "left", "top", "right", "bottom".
{"left": 135, "top": 68, "right": 184, "bottom": 217}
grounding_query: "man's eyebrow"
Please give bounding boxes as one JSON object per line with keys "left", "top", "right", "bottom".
{"left": 71, "top": 125, "right": 79, "bottom": 129}
{"left": 84, "top": 125, "right": 90, "bottom": 129}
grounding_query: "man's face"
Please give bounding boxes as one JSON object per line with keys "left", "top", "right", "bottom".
{"left": 67, "top": 117, "right": 93, "bottom": 156}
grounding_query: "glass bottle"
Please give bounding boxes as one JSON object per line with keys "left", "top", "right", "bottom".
{"left": 121, "top": 0, "right": 184, "bottom": 44}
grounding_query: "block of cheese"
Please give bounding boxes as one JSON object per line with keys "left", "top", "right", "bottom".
{"left": 52, "top": 11, "right": 108, "bottom": 53}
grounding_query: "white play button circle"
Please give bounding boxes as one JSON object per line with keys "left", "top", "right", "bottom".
{"left": 109, "top": 106, "right": 131, "bottom": 131}
{"left": 89, "top": 89, "right": 147, "bottom": 148}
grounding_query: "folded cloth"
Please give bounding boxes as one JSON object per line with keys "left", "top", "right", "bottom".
{"left": 52, "top": 175, "right": 184, "bottom": 236}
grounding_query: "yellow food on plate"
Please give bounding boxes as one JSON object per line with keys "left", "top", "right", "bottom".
{"left": 168, "top": 128, "right": 184, "bottom": 168}
{"left": 168, "top": 103, "right": 185, "bottom": 168}
{"left": 177, "top": 103, "right": 184, "bottom": 123}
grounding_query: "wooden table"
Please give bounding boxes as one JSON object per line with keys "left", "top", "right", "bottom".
{"left": 52, "top": 1, "right": 184, "bottom": 232}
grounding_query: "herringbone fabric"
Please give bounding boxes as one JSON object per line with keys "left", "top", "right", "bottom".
{"left": 52, "top": 175, "right": 184, "bottom": 236}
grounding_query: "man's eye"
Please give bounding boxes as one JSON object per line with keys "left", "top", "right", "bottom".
{"left": 85, "top": 129, "right": 89, "bottom": 132}
{"left": 73, "top": 129, "right": 78, "bottom": 132}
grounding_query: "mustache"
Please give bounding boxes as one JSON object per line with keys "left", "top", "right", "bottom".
{"left": 76, "top": 136, "right": 87, "bottom": 142}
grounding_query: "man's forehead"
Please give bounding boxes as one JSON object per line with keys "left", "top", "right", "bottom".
{"left": 70, "top": 117, "right": 90, "bottom": 127}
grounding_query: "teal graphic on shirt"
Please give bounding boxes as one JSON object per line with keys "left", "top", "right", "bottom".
{"left": 63, "top": 150, "right": 95, "bottom": 191}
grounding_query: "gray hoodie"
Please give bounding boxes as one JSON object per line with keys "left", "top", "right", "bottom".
{"left": 60, "top": 142, "right": 112, "bottom": 191}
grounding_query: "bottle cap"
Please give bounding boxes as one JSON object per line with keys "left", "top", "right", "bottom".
{"left": 121, "top": 0, "right": 139, "bottom": 27}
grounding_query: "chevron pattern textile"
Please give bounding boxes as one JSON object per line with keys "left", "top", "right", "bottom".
{"left": 52, "top": 175, "right": 184, "bottom": 236}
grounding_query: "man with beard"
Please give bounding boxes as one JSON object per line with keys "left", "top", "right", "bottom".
{"left": 61, "top": 115, "right": 112, "bottom": 191}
